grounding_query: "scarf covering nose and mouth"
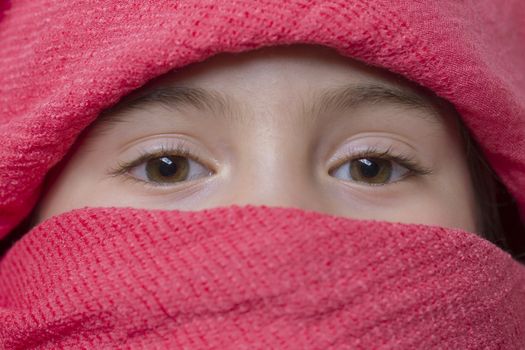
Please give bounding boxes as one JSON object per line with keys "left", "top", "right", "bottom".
{"left": 1, "top": 0, "right": 525, "bottom": 348}
{"left": 1, "top": 205, "right": 524, "bottom": 349}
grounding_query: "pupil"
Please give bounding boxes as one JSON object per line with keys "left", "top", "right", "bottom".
{"left": 358, "top": 158, "right": 380, "bottom": 178}
{"left": 158, "top": 156, "right": 178, "bottom": 177}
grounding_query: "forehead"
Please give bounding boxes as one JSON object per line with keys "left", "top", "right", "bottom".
{"left": 143, "top": 45, "right": 434, "bottom": 99}
{"left": 101, "top": 45, "right": 448, "bottom": 125}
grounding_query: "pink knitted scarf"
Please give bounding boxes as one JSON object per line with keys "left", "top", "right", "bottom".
{"left": 1, "top": 206, "right": 524, "bottom": 348}
{"left": 1, "top": 0, "right": 525, "bottom": 348}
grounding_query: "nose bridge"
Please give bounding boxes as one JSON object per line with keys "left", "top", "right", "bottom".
{"left": 223, "top": 130, "right": 324, "bottom": 212}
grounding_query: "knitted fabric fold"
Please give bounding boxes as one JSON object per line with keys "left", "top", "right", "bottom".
{"left": 1, "top": 205, "right": 524, "bottom": 349}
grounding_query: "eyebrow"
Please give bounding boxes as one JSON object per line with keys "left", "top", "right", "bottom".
{"left": 316, "top": 84, "right": 439, "bottom": 120}
{"left": 98, "top": 83, "right": 440, "bottom": 126}
{"left": 100, "top": 86, "right": 231, "bottom": 119}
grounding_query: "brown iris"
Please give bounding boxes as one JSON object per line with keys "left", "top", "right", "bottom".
{"left": 145, "top": 156, "right": 189, "bottom": 183}
{"left": 350, "top": 158, "right": 392, "bottom": 184}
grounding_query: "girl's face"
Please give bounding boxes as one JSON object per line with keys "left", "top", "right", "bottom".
{"left": 33, "top": 45, "right": 478, "bottom": 233}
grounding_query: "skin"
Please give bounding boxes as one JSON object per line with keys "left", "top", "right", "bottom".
{"left": 32, "top": 45, "right": 479, "bottom": 233}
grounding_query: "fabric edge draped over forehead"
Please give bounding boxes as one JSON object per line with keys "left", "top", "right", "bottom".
{"left": 0, "top": 0, "right": 524, "bottom": 240}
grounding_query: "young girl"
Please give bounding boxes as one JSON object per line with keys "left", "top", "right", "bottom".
{"left": 1, "top": 1, "right": 524, "bottom": 348}
{"left": 22, "top": 45, "right": 525, "bottom": 255}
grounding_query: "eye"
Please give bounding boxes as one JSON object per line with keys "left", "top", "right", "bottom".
{"left": 111, "top": 144, "right": 214, "bottom": 186}
{"left": 330, "top": 157, "right": 409, "bottom": 184}
{"left": 329, "top": 148, "right": 432, "bottom": 185}
{"left": 129, "top": 155, "right": 211, "bottom": 185}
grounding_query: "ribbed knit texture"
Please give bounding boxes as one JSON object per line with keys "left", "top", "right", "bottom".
{"left": 1, "top": 205, "right": 524, "bottom": 349}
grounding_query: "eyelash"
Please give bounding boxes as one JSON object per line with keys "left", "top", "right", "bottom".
{"left": 107, "top": 143, "right": 208, "bottom": 179}
{"left": 108, "top": 143, "right": 433, "bottom": 186}
{"left": 330, "top": 145, "right": 433, "bottom": 180}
